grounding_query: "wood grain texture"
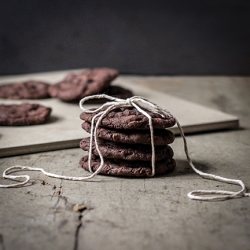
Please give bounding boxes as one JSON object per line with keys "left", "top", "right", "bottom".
{"left": 0, "top": 75, "right": 249, "bottom": 250}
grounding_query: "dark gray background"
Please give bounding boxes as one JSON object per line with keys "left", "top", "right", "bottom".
{"left": 1, "top": 0, "right": 250, "bottom": 75}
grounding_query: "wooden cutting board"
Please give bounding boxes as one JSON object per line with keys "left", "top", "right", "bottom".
{"left": 0, "top": 70, "right": 239, "bottom": 157}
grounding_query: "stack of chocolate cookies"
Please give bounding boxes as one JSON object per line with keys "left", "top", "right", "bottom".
{"left": 79, "top": 106, "right": 176, "bottom": 177}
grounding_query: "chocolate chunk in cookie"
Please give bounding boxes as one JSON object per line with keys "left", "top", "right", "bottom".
{"left": 0, "top": 103, "right": 52, "bottom": 126}
{"left": 79, "top": 155, "right": 176, "bottom": 177}
{"left": 0, "top": 81, "right": 50, "bottom": 99}
{"left": 48, "top": 68, "right": 119, "bottom": 102}
{"left": 80, "top": 107, "right": 176, "bottom": 130}
{"left": 82, "top": 121, "right": 175, "bottom": 145}
{"left": 80, "top": 137, "right": 174, "bottom": 161}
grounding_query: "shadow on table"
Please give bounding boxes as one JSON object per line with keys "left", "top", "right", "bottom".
{"left": 166, "top": 159, "right": 213, "bottom": 178}
{"left": 46, "top": 115, "right": 63, "bottom": 124}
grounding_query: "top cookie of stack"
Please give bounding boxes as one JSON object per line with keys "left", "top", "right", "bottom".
{"left": 79, "top": 106, "right": 176, "bottom": 177}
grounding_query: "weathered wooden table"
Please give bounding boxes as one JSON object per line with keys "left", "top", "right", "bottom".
{"left": 0, "top": 75, "right": 250, "bottom": 250}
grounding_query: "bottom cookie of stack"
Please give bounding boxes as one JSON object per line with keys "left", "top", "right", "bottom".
{"left": 79, "top": 136, "right": 176, "bottom": 177}
{"left": 79, "top": 155, "right": 176, "bottom": 177}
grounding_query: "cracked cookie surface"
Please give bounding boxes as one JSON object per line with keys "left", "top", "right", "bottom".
{"left": 80, "top": 107, "right": 176, "bottom": 130}
{"left": 48, "top": 68, "right": 118, "bottom": 102}
{"left": 0, "top": 80, "right": 50, "bottom": 99}
{"left": 0, "top": 103, "right": 52, "bottom": 126}
{"left": 82, "top": 121, "right": 175, "bottom": 145}
{"left": 80, "top": 137, "right": 174, "bottom": 161}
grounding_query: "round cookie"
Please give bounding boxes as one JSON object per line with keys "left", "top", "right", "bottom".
{"left": 81, "top": 121, "right": 175, "bottom": 145}
{"left": 48, "top": 68, "right": 119, "bottom": 102}
{"left": 79, "top": 155, "right": 176, "bottom": 177}
{"left": 80, "top": 107, "right": 176, "bottom": 130}
{"left": 0, "top": 80, "right": 50, "bottom": 99}
{"left": 80, "top": 137, "right": 174, "bottom": 161}
{"left": 0, "top": 103, "right": 52, "bottom": 126}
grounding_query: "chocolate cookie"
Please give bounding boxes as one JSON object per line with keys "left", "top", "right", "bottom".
{"left": 0, "top": 80, "right": 50, "bottom": 99}
{"left": 80, "top": 137, "right": 174, "bottom": 161}
{"left": 0, "top": 103, "right": 52, "bottom": 126}
{"left": 80, "top": 107, "right": 176, "bottom": 130}
{"left": 48, "top": 68, "right": 119, "bottom": 102}
{"left": 79, "top": 155, "right": 176, "bottom": 177}
{"left": 84, "top": 85, "right": 133, "bottom": 104}
{"left": 82, "top": 121, "right": 175, "bottom": 145}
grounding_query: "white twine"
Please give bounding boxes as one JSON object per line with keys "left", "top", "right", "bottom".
{"left": 0, "top": 94, "right": 249, "bottom": 201}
